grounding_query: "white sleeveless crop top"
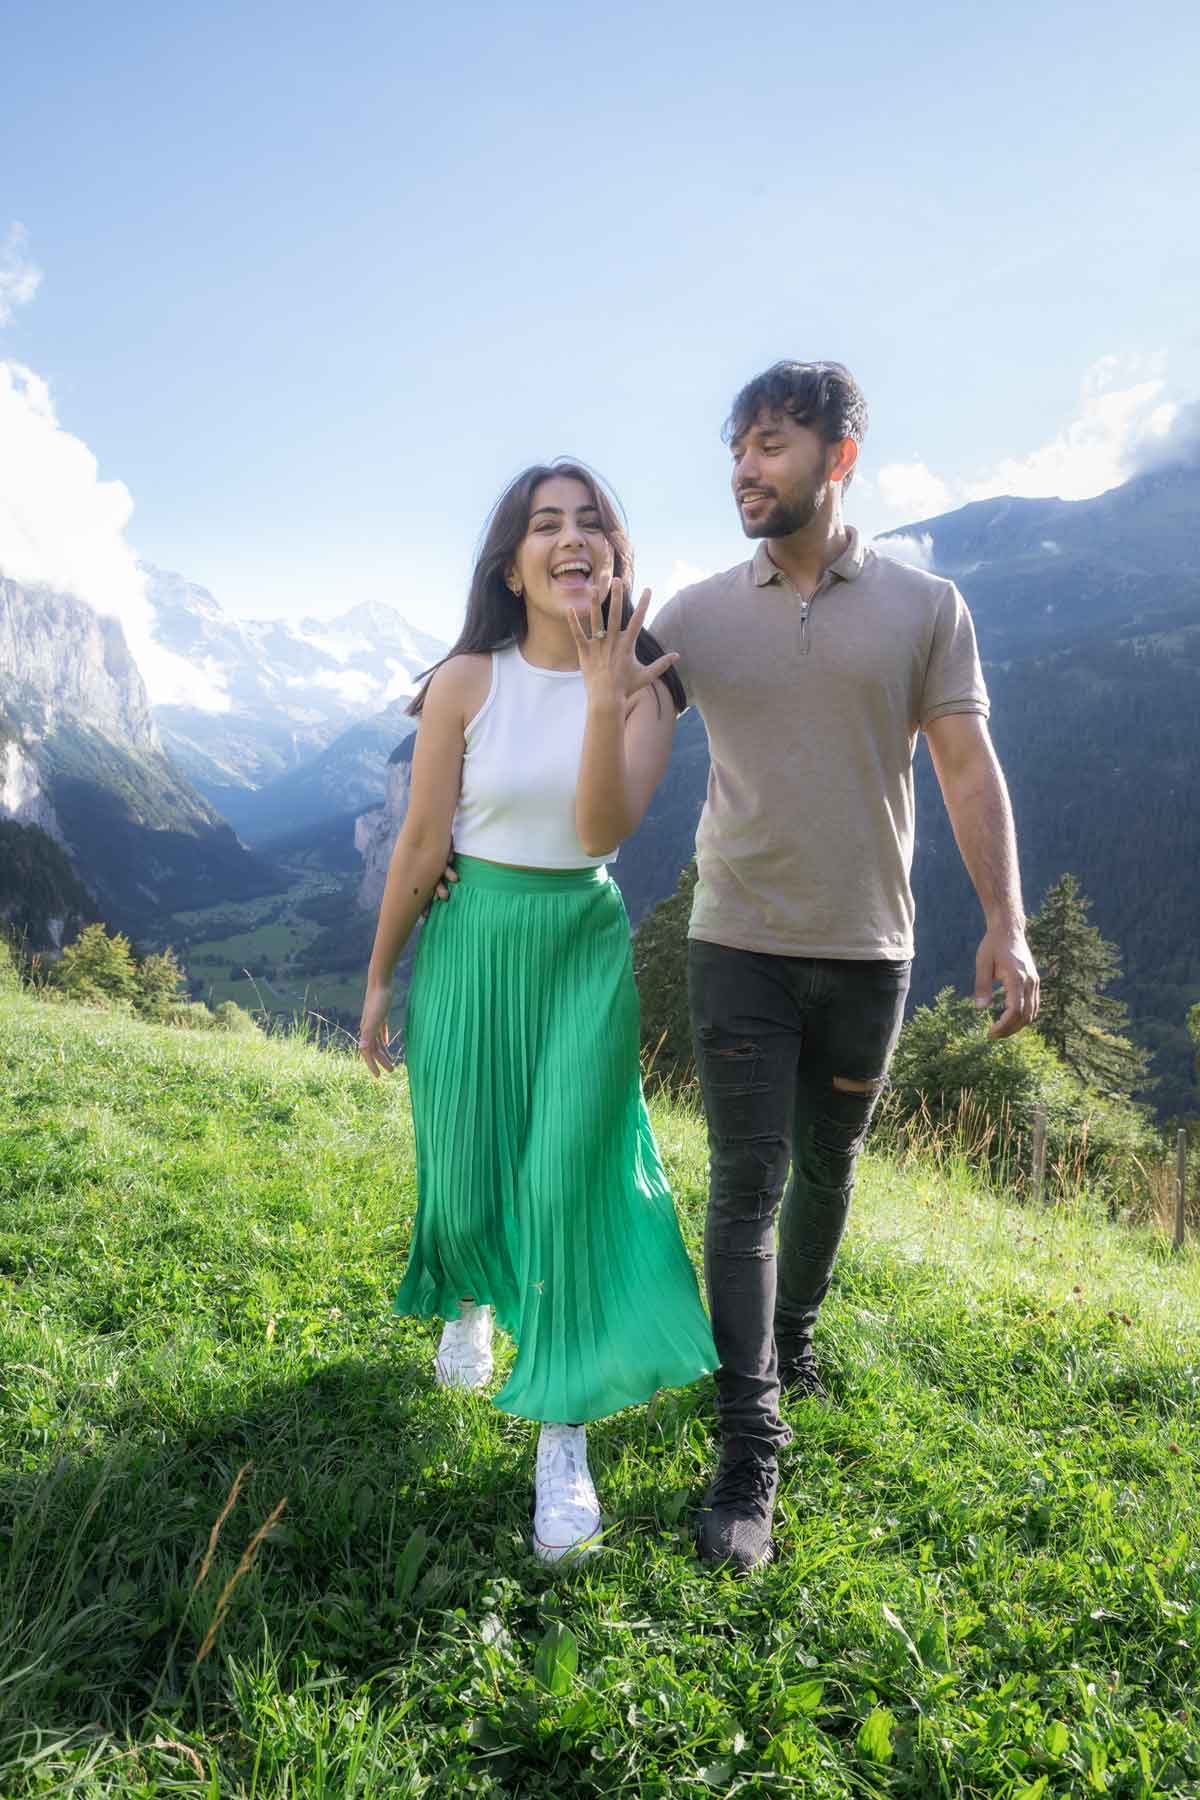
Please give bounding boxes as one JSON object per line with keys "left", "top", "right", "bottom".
{"left": 452, "top": 644, "right": 613, "bottom": 869}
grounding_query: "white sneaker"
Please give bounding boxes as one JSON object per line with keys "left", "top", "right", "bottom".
{"left": 533, "top": 1424, "right": 602, "bottom": 1565}
{"left": 434, "top": 1302, "right": 494, "bottom": 1391}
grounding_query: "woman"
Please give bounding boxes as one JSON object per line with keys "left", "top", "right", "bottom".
{"left": 359, "top": 460, "right": 716, "bottom": 1564}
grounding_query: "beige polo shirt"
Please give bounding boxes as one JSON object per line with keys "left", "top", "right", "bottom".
{"left": 651, "top": 528, "right": 989, "bottom": 960}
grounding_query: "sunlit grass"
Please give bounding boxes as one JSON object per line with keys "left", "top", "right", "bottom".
{"left": 1, "top": 989, "right": 1197, "bottom": 1797}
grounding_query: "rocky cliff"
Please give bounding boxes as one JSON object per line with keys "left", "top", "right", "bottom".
{"left": 0, "top": 577, "right": 158, "bottom": 749}
{"left": 0, "top": 575, "right": 279, "bottom": 936}
{"left": 0, "top": 719, "right": 61, "bottom": 840}
{"left": 355, "top": 738, "right": 414, "bottom": 910}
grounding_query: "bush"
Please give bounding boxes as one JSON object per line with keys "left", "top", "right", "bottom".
{"left": 51, "top": 922, "right": 140, "bottom": 1007}
{"left": 633, "top": 860, "right": 696, "bottom": 1086}
{"left": 880, "top": 989, "right": 1158, "bottom": 1201}
{"left": 167, "top": 1001, "right": 221, "bottom": 1031}
{"left": 212, "top": 1000, "right": 260, "bottom": 1034}
{"left": 135, "top": 946, "right": 188, "bottom": 1020}
{"left": 0, "top": 936, "right": 20, "bottom": 996}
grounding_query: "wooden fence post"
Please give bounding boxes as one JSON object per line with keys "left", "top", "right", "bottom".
{"left": 1174, "top": 1129, "right": 1188, "bottom": 1253}
{"left": 1032, "top": 1107, "right": 1048, "bottom": 1207}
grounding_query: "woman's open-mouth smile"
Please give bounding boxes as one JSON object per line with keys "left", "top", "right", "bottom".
{"left": 551, "top": 560, "right": 593, "bottom": 589}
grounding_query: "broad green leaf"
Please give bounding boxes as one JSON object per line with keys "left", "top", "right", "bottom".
{"left": 791, "top": 1679, "right": 824, "bottom": 1715}
{"left": 1044, "top": 1720, "right": 1070, "bottom": 1758}
{"left": 699, "top": 1760, "right": 734, "bottom": 1786}
{"left": 858, "top": 1706, "right": 895, "bottom": 1764}
{"left": 533, "top": 1621, "right": 579, "bottom": 1695}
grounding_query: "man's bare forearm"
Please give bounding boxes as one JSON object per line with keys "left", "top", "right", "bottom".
{"left": 939, "top": 748, "right": 1025, "bottom": 930}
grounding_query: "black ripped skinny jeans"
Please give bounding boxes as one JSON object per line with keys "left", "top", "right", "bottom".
{"left": 688, "top": 939, "right": 911, "bottom": 1452}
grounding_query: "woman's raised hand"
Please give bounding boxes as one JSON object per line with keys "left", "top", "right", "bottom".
{"left": 567, "top": 578, "right": 679, "bottom": 706}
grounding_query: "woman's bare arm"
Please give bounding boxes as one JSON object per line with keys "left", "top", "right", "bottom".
{"left": 575, "top": 683, "right": 674, "bottom": 856}
{"left": 359, "top": 656, "right": 487, "bottom": 1072}
{"left": 570, "top": 580, "right": 679, "bottom": 857}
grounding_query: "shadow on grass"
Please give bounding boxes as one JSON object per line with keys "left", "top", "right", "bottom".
{"left": 0, "top": 1351, "right": 715, "bottom": 1767}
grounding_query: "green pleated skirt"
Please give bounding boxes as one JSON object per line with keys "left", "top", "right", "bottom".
{"left": 394, "top": 854, "right": 717, "bottom": 1423}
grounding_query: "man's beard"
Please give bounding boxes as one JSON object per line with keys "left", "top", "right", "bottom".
{"left": 740, "top": 477, "right": 828, "bottom": 539}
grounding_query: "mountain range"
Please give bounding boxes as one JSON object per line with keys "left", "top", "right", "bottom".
{"left": 146, "top": 565, "right": 446, "bottom": 839}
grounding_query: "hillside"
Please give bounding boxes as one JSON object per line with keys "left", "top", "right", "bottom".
{"left": 0, "top": 818, "right": 96, "bottom": 950}
{"left": 1, "top": 988, "right": 1197, "bottom": 1796}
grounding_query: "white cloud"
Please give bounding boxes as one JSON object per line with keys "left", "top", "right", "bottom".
{"left": 658, "top": 554, "right": 712, "bottom": 597}
{"left": 875, "top": 355, "right": 1190, "bottom": 523}
{"left": 876, "top": 460, "right": 953, "bottom": 520}
{"left": 666, "top": 559, "right": 710, "bottom": 594}
{"left": 964, "top": 363, "right": 1176, "bottom": 502}
{"left": 873, "top": 531, "right": 935, "bottom": 571}
{"left": 0, "top": 357, "right": 227, "bottom": 710}
{"left": 382, "top": 660, "right": 418, "bottom": 703}
{"left": 311, "top": 668, "right": 378, "bottom": 704}
{"left": 0, "top": 224, "right": 41, "bottom": 326}
{"left": 1131, "top": 396, "right": 1200, "bottom": 473}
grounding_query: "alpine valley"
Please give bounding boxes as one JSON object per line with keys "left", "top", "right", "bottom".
{"left": 2, "top": 457, "right": 1197, "bottom": 1114}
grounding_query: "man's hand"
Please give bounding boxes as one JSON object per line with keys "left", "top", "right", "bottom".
{"left": 432, "top": 855, "right": 458, "bottom": 903}
{"left": 975, "top": 924, "right": 1039, "bottom": 1039}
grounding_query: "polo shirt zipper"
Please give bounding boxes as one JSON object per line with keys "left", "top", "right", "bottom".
{"left": 796, "top": 569, "right": 837, "bottom": 656}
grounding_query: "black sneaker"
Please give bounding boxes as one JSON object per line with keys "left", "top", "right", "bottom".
{"left": 697, "top": 1440, "right": 779, "bottom": 1574}
{"left": 778, "top": 1349, "right": 829, "bottom": 1403}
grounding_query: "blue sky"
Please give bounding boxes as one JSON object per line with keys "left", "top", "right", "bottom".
{"left": 2, "top": 0, "right": 1198, "bottom": 664}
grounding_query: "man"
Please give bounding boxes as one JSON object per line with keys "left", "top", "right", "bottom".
{"left": 649, "top": 360, "right": 1039, "bottom": 1574}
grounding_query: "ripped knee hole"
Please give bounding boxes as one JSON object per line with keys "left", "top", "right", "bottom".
{"left": 831, "top": 1074, "right": 885, "bottom": 1095}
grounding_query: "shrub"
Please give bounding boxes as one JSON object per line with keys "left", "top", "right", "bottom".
{"left": 880, "top": 989, "right": 1158, "bottom": 1201}
{"left": 168, "top": 1001, "right": 220, "bottom": 1031}
{"left": 135, "top": 946, "right": 188, "bottom": 1020}
{"left": 633, "top": 860, "right": 696, "bottom": 1086}
{"left": 51, "top": 922, "right": 140, "bottom": 1007}
{"left": 212, "top": 1000, "right": 260, "bottom": 1034}
{"left": 0, "top": 935, "right": 20, "bottom": 996}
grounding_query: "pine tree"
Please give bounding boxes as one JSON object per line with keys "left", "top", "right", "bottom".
{"left": 1027, "top": 873, "right": 1151, "bottom": 1098}
{"left": 632, "top": 860, "right": 697, "bottom": 1085}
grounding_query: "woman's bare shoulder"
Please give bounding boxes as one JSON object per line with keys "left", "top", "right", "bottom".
{"left": 422, "top": 652, "right": 493, "bottom": 722}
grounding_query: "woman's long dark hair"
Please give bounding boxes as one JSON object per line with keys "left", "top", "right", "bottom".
{"left": 408, "top": 458, "right": 685, "bottom": 715}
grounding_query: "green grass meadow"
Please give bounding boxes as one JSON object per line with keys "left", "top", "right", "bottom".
{"left": 1, "top": 988, "right": 1198, "bottom": 1797}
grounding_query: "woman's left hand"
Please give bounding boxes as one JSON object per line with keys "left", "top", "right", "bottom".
{"left": 567, "top": 578, "right": 678, "bottom": 708}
